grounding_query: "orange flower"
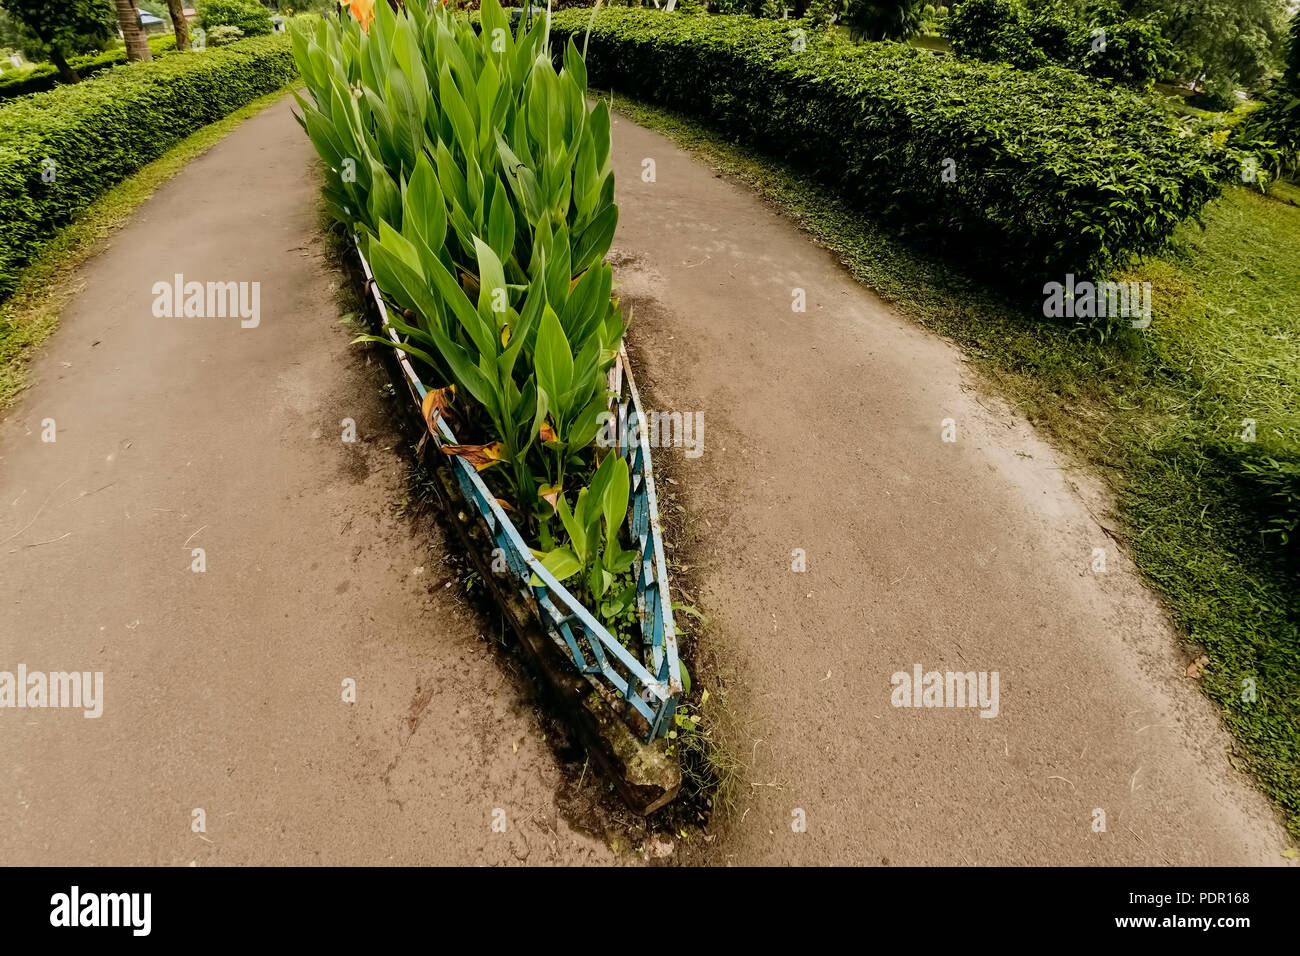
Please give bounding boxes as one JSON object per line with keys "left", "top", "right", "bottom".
{"left": 342, "top": 0, "right": 374, "bottom": 31}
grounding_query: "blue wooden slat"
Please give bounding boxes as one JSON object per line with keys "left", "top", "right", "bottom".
{"left": 355, "top": 238, "right": 682, "bottom": 740}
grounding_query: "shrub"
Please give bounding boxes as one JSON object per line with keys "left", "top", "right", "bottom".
{"left": 1023, "top": 7, "right": 1074, "bottom": 62}
{"left": 549, "top": 8, "right": 1230, "bottom": 283}
{"left": 843, "top": 0, "right": 924, "bottom": 41}
{"left": 1234, "top": 10, "right": 1300, "bottom": 177}
{"left": 0, "top": 34, "right": 295, "bottom": 298}
{"left": 293, "top": 0, "right": 641, "bottom": 630}
{"left": 947, "top": 0, "right": 1043, "bottom": 68}
{"left": 950, "top": 0, "right": 1172, "bottom": 85}
{"left": 198, "top": 0, "right": 273, "bottom": 36}
{"left": 0, "top": 33, "right": 177, "bottom": 101}
{"left": 1073, "top": 17, "right": 1174, "bottom": 86}
{"left": 1189, "top": 76, "right": 1239, "bottom": 112}
{"left": 207, "top": 25, "right": 246, "bottom": 46}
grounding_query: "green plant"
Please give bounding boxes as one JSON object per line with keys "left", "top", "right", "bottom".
{"left": 206, "top": 24, "right": 245, "bottom": 46}
{"left": 292, "top": 0, "right": 635, "bottom": 624}
{"left": 951, "top": 0, "right": 1173, "bottom": 84}
{"left": 0, "top": 31, "right": 177, "bottom": 100}
{"left": 1240, "top": 456, "right": 1300, "bottom": 545}
{"left": 1190, "top": 75, "right": 1239, "bottom": 111}
{"left": 1073, "top": 17, "right": 1173, "bottom": 86}
{"left": 1120, "top": 0, "right": 1289, "bottom": 93}
{"left": 549, "top": 8, "right": 1231, "bottom": 283}
{"left": 542, "top": 448, "right": 640, "bottom": 607}
{"left": 1235, "top": 9, "right": 1300, "bottom": 176}
{"left": 843, "top": 0, "right": 923, "bottom": 41}
{"left": 0, "top": 33, "right": 295, "bottom": 298}
{"left": 0, "top": 0, "right": 117, "bottom": 82}
{"left": 947, "top": 0, "right": 1044, "bottom": 67}
{"left": 198, "top": 0, "right": 272, "bottom": 36}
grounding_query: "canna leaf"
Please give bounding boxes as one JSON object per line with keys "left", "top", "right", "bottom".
{"left": 535, "top": 306, "right": 574, "bottom": 415}
{"left": 529, "top": 547, "right": 582, "bottom": 584}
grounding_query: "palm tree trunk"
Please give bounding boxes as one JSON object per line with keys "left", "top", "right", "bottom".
{"left": 166, "top": 0, "right": 191, "bottom": 51}
{"left": 113, "top": 0, "right": 154, "bottom": 62}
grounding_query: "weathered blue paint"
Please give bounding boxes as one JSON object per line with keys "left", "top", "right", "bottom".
{"left": 356, "top": 240, "right": 682, "bottom": 741}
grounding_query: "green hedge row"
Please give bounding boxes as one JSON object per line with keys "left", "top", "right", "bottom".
{"left": 0, "top": 35, "right": 297, "bottom": 300}
{"left": 0, "top": 35, "right": 179, "bottom": 103}
{"left": 548, "top": 9, "right": 1232, "bottom": 283}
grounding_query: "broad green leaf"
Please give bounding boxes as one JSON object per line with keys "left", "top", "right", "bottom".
{"left": 535, "top": 306, "right": 574, "bottom": 416}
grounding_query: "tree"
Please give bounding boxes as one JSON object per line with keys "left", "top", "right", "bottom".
{"left": 112, "top": 0, "right": 152, "bottom": 60}
{"left": 1097, "top": 0, "right": 1289, "bottom": 90}
{"left": 1240, "top": 7, "right": 1300, "bottom": 173}
{"left": 1274, "top": 5, "right": 1299, "bottom": 94}
{"left": 166, "top": 0, "right": 189, "bottom": 49}
{"left": 0, "top": 0, "right": 117, "bottom": 83}
{"left": 844, "top": 0, "right": 924, "bottom": 40}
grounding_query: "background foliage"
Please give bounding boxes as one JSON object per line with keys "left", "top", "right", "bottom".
{"left": 0, "top": 33, "right": 177, "bottom": 100}
{"left": 198, "top": 0, "right": 274, "bottom": 36}
{"left": 550, "top": 8, "right": 1232, "bottom": 284}
{"left": 0, "top": 33, "right": 295, "bottom": 299}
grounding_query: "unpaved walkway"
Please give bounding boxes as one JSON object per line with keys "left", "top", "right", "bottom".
{"left": 606, "top": 112, "right": 1291, "bottom": 864}
{"left": 2, "top": 95, "right": 1289, "bottom": 869}
{"left": 0, "top": 98, "right": 610, "bottom": 866}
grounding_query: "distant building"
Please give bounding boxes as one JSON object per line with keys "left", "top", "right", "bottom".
{"left": 137, "top": 9, "right": 167, "bottom": 34}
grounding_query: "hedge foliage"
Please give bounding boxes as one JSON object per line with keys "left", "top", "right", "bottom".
{"left": 198, "top": 0, "right": 274, "bottom": 36}
{"left": 548, "top": 9, "right": 1231, "bottom": 283}
{"left": 0, "top": 34, "right": 297, "bottom": 299}
{"left": 947, "top": 0, "right": 1174, "bottom": 87}
{"left": 0, "top": 34, "right": 178, "bottom": 102}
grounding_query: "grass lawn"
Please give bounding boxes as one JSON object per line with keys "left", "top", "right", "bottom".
{"left": 0, "top": 82, "right": 300, "bottom": 407}
{"left": 607, "top": 93, "right": 1300, "bottom": 836}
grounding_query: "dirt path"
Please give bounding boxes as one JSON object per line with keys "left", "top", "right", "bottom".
{"left": 0, "top": 99, "right": 610, "bottom": 866}
{"left": 2, "top": 95, "right": 1288, "bottom": 869}
{"left": 606, "top": 112, "right": 1291, "bottom": 865}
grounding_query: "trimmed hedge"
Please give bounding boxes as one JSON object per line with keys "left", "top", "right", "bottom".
{"left": 0, "top": 35, "right": 179, "bottom": 103}
{"left": 0, "top": 35, "right": 297, "bottom": 300}
{"left": 548, "top": 9, "right": 1231, "bottom": 284}
{"left": 198, "top": 0, "right": 274, "bottom": 36}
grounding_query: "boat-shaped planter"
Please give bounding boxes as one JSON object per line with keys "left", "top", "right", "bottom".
{"left": 353, "top": 237, "right": 684, "bottom": 813}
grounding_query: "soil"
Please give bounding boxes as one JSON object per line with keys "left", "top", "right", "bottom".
{"left": 603, "top": 108, "right": 1292, "bottom": 865}
{"left": 1, "top": 94, "right": 1291, "bottom": 868}
{"left": 0, "top": 99, "right": 612, "bottom": 866}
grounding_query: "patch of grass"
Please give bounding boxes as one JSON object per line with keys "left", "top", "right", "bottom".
{"left": 1266, "top": 178, "right": 1300, "bottom": 208}
{"left": 608, "top": 93, "right": 1300, "bottom": 838}
{"left": 674, "top": 686, "right": 745, "bottom": 820}
{"left": 0, "top": 81, "right": 300, "bottom": 409}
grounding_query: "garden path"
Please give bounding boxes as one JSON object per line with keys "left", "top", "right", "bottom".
{"left": 604, "top": 109, "right": 1290, "bottom": 864}
{"left": 1, "top": 95, "right": 1288, "bottom": 868}
{"left": 0, "top": 98, "right": 610, "bottom": 865}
